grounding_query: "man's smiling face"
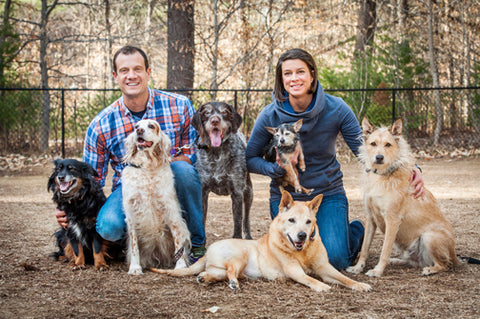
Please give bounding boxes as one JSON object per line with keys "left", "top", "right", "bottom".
{"left": 113, "top": 51, "right": 151, "bottom": 101}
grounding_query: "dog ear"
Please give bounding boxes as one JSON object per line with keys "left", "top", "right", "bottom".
{"left": 361, "top": 117, "right": 375, "bottom": 136}
{"left": 47, "top": 160, "right": 60, "bottom": 192}
{"left": 153, "top": 133, "right": 171, "bottom": 164}
{"left": 191, "top": 110, "right": 206, "bottom": 142}
{"left": 292, "top": 119, "right": 303, "bottom": 133}
{"left": 307, "top": 194, "right": 323, "bottom": 213}
{"left": 278, "top": 190, "right": 294, "bottom": 212}
{"left": 122, "top": 131, "right": 137, "bottom": 164}
{"left": 265, "top": 126, "right": 276, "bottom": 135}
{"left": 230, "top": 106, "right": 243, "bottom": 134}
{"left": 389, "top": 118, "right": 403, "bottom": 136}
{"left": 82, "top": 161, "right": 99, "bottom": 178}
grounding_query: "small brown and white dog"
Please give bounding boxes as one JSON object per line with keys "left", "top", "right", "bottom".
{"left": 122, "top": 119, "right": 191, "bottom": 275}
{"left": 152, "top": 191, "right": 371, "bottom": 293}
{"left": 346, "top": 117, "right": 458, "bottom": 277}
{"left": 265, "top": 119, "right": 313, "bottom": 195}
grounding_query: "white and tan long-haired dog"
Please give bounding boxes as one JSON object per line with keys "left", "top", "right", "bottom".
{"left": 346, "top": 117, "right": 458, "bottom": 277}
{"left": 122, "top": 119, "right": 191, "bottom": 275}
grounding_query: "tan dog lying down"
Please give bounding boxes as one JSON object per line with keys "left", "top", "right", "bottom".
{"left": 152, "top": 191, "right": 371, "bottom": 292}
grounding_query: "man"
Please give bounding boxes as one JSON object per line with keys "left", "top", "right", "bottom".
{"left": 55, "top": 45, "right": 206, "bottom": 263}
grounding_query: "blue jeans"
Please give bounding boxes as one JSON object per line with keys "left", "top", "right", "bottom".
{"left": 270, "top": 193, "right": 364, "bottom": 270}
{"left": 96, "top": 161, "right": 206, "bottom": 247}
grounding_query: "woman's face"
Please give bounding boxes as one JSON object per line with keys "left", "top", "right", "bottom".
{"left": 281, "top": 59, "right": 314, "bottom": 99}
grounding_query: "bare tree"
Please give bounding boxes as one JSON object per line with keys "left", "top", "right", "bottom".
{"left": 167, "top": 0, "right": 195, "bottom": 90}
{"left": 425, "top": 0, "right": 442, "bottom": 145}
{"left": 355, "top": 0, "right": 377, "bottom": 54}
{"left": 39, "top": 0, "right": 59, "bottom": 152}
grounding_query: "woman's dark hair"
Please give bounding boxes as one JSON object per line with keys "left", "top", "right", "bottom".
{"left": 274, "top": 48, "right": 318, "bottom": 102}
{"left": 112, "top": 45, "right": 149, "bottom": 73}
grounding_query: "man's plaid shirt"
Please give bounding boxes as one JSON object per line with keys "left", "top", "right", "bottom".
{"left": 83, "top": 87, "right": 197, "bottom": 191}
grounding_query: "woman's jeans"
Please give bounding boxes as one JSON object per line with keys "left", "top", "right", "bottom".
{"left": 270, "top": 193, "right": 364, "bottom": 270}
{"left": 96, "top": 161, "right": 206, "bottom": 247}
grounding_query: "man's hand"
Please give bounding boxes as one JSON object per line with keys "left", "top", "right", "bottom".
{"left": 409, "top": 166, "right": 425, "bottom": 199}
{"left": 55, "top": 208, "right": 68, "bottom": 228}
{"left": 171, "top": 154, "right": 192, "bottom": 165}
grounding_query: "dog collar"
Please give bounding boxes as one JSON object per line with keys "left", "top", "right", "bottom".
{"left": 366, "top": 164, "right": 400, "bottom": 176}
{"left": 194, "top": 136, "right": 210, "bottom": 150}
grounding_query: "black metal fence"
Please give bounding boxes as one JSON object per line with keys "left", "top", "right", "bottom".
{"left": 0, "top": 86, "right": 479, "bottom": 158}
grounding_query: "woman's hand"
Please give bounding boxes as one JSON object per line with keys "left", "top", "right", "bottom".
{"left": 409, "top": 166, "right": 425, "bottom": 199}
{"left": 55, "top": 208, "right": 69, "bottom": 228}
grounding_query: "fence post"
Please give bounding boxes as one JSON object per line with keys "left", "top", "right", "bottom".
{"left": 391, "top": 88, "right": 396, "bottom": 123}
{"left": 234, "top": 90, "right": 238, "bottom": 111}
{"left": 61, "top": 89, "right": 65, "bottom": 159}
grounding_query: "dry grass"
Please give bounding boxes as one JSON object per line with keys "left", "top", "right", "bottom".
{"left": 0, "top": 158, "right": 479, "bottom": 318}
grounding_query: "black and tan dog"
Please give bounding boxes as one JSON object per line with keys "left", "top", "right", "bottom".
{"left": 48, "top": 158, "right": 109, "bottom": 270}
{"left": 265, "top": 119, "right": 313, "bottom": 194}
{"left": 192, "top": 102, "right": 253, "bottom": 239}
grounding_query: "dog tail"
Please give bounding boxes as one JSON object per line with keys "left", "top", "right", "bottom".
{"left": 459, "top": 256, "right": 480, "bottom": 265}
{"left": 150, "top": 255, "right": 207, "bottom": 276}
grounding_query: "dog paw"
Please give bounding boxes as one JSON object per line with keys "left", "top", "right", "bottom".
{"left": 365, "top": 268, "right": 383, "bottom": 277}
{"left": 71, "top": 264, "right": 86, "bottom": 271}
{"left": 96, "top": 264, "right": 109, "bottom": 271}
{"left": 422, "top": 266, "right": 439, "bottom": 276}
{"left": 228, "top": 279, "right": 239, "bottom": 290}
{"left": 346, "top": 264, "right": 364, "bottom": 274}
{"left": 312, "top": 283, "right": 331, "bottom": 292}
{"left": 351, "top": 282, "right": 372, "bottom": 292}
{"left": 128, "top": 265, "right": 143, "bottom": 275}
{"left": 197, "top": 274, "right": 205, "bottom": 283}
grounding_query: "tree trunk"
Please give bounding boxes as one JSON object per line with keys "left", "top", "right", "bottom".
{"left": 210, "top": 0, "right": 219, "bottom": 99}
{"left": 355, "top": 0, "right": 376, "bottom": 54}
{"left": 426, "top": 0, "right": 442, "bottom": 145}
{"left": 39, "top": 0, "right": 58, "bottom": 153}
{"left": 104, "top": 0, "right": 114, "bottom": 88}
{"left": 167, "top": 0, "right": 195, "bottom": 91}
{"left": 0, "top": 0, "right": 12, "bottom": 87}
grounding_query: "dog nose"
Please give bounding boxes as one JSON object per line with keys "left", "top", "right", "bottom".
{"left": 137, "top": 128, "right": 144, "bottom": 135}
{"left": 297, "top": 232, "right": 307, "bottom": 241}
{"left": 375, "top": 154, "right": 384, "bottom": 163}
{"left": 280, "top": 137, "right": 285, "bottom": 144}
{"left": 210, "top": 116, "right": 220, "bottom": 126}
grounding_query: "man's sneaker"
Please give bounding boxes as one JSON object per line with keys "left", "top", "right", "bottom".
{"left": 188, "top": 245, "right": 206, "bottom": 265}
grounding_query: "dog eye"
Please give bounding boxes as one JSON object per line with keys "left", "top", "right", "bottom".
{"left": 306, "top": 220, "right": 312, "bottom": 224}
{"left": 288, "top": 218, "right": 295, "bottom": 223}
{"left": 385, "top": 143, "right": 391, "bottom": 147}
{"left": 370, "top": 142, "right": 377, "bottom": 146}
{"left": 285, "top": 132, "right": 290, "bottom": 136}
{"left": 148, "top": 124, "right": 155, "bottom": 129}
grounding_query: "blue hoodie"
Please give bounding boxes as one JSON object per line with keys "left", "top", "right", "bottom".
{"left": 245, "top": 81, "right": 362, "bottom": 203}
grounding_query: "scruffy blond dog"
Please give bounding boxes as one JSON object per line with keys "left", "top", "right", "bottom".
{"left": 122, "top": 119, "right": 191, "bottom": 275}
{"left": 346, "top": 117, "right": 458, "bottom": 277}
{"left": 152, "top": 191, "right": 371, "bottom": 292}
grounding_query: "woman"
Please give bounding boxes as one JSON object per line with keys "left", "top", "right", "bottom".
{"left": 245, "top": 48, "right": 424, "bottom": 270}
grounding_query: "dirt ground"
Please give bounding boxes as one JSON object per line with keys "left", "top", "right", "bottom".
{"left": 0, "top": 157, "right": 479, "bottom": 318}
